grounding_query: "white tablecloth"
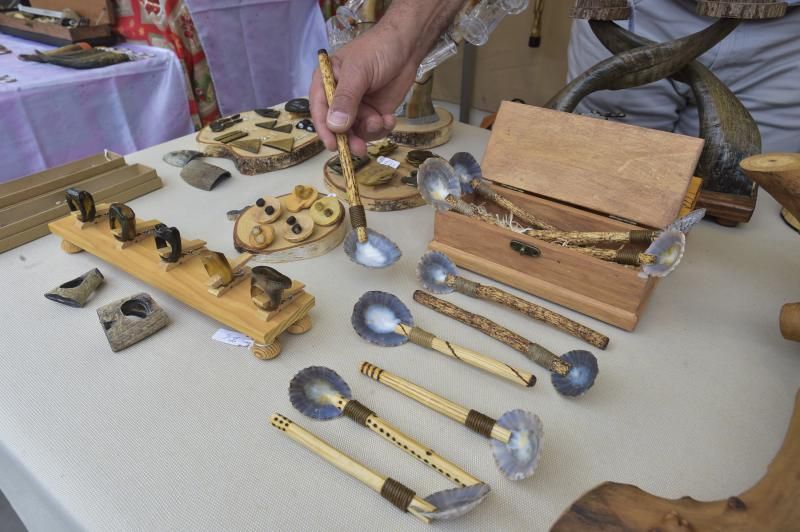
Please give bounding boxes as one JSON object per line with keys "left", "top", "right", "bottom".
{"left": 0, "top": 122, "right": 798, "bottom": 531}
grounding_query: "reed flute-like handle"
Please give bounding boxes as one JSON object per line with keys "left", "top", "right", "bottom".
{"left": 447, "top": 275, "right": 609, "bottom": 350}
{"left": 413, "top": 290, "right": 570, "bottom": 376}
{"left": 572, "top": 246, "right": 656, "bottom": 266}
{"left": 523, "top": 229, "right": 656, "bottom": 247}
{"left": 317, "top": 49, "right": 368, "bottom": 243}
{"left": 270, "top": 413, "right": 435, "bottom": 523}
{"left": 360, "top": 362, "right": 512, "bottom": 443}
{"left": 335, "top": 397, "right": 483, "bottom": 487}
{"left": 395, "top": 324, "right": 536, "bottom": 387}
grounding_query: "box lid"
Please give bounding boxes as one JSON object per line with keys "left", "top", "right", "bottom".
{"left": 29, "top": 0, "right": 114, "bottom": 26}
{"left": 481, "top": 102, "right": 704, "bottom": 229}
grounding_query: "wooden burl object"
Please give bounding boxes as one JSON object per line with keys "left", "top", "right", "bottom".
{"left": 551, "top": 388, "right": 800, "bottom": 531}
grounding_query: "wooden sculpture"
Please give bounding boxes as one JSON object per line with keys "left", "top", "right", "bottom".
{"left": 195, "top": 103, "right": 324, "bottom": 175}
{"left": 49, "top": 191, "right": 314, "bottom": 359}
{"left": 548, "top": 0, "right": 789, "bottom": 226}
{"left": 551, "top": 389, "right": 800, "bottom": 530}
{"left": 390, "top": 70, "right": 454, "bottom": 149}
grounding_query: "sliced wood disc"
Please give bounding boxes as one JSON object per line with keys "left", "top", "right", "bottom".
{"left": 254, "top": 196, "right": 282, "bottom": 224}
{"left": 230, "top": 139, "right": 263, "bottom": 155}
{"left": 283, "top": 213, "right": 314, "bottom": 243}
{"left": 285, "top": 185, "right": 318, "bottom": 212}
{"left": 248, "top": 224, "right": 275, "bottom": 249}
{"left": 309, "top": 197, "right": 343, "bottom": 227}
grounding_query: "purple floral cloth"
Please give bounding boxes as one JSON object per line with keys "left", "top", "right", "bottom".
{"left": 185, "top": 0, "right": 327, "bottom": 116}
{"left": 0, "top": 33, "right": 194, "bottom": 183}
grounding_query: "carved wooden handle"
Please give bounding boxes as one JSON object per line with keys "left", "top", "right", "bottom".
{"left": 413, "top": 291, "right": 570, "bottom": 375}
{"left": 360, "top": 362, "right": 512, "bottom": 443}
{"left": 740, "top": 153, "right": 800, "bottom": 220}
{"left": 395, "top": 324, "right": 536, "bottom": 388}
{"left": 271, "top": 412, "right": 435, "bottom": 523}
{"left": 318, "top": 49, "right": 368, "bottom": 243}
{"left": 336, "top": 396, "right": 482, "bottom": 487}
{"left": 449, "top": 277, "right": 609, "bottom": 349}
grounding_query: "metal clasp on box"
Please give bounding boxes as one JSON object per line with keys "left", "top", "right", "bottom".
{"left": 510, "top": 240, "right": 540, "bottom": 258}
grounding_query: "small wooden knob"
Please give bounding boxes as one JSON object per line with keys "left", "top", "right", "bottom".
{"left": 780, "top": 303, "right": 800, "bottom": 342}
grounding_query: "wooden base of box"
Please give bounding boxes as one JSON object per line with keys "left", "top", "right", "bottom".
{"left": 429, "top": 185, "right": 659, "bottom": 332}
{"left": 0, "top": 13, "right": 114, "bottom": 47}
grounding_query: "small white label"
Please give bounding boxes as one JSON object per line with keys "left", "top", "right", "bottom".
{"left": 377, "top": 156, "right": 401, "bottom": 169}
{"left": 212, "top": 328, "right": 254, "bottom": 347}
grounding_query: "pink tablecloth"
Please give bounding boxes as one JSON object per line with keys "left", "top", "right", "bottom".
{"left": 0, "top": 33, "right": 194, "bottom": 183}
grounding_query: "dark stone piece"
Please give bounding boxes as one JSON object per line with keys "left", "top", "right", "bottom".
{"left": 296, "top": 118, "right": 316, "bottom": 133}
{"left": 255, "top": 108, "right": 281, "bottom": 119}
{"left": 256, "top": 198, "right": 266, "bottom": 207}
{"left": 285, "top": 98, "right": 310, "bottom": 115}
{"left": 286, "top": 216, "right": 297, "bottom": 225}
{"left": 265, "top": 205, "right": 276, "bottom": 215}
{"left": 292, "top": 224, "right": 303, "bottom": 234}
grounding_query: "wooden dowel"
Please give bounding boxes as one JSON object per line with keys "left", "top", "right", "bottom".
{"left": 413, "top": 291, "right": 570, "bottom": 376}
{"left": 395, "top": 324, "right": 536, "bottom": 387}
{"left": 270, "top": 413, "right": 435, "bottom": 523}
{"left": 360, "top": 362, "right": 512, "bottom": 443}
{"left": 471, "top": 179, "right": 557, "bottom": 230}
{"left": 318, "top": 49, "right": 368, "bottom": 243}
{"left": 333, "top": 396, "right": 482, "bottom": 487}
{"left": 446, "top": 275, "right": 609, "bottom": 349}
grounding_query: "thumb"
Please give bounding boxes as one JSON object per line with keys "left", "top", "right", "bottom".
{"left": 327, "top": 64, "right": 368, "bottom": 133}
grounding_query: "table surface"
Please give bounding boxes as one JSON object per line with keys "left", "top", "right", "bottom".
{"left": 0, "top": 122, "right": 798, "bottom": 532}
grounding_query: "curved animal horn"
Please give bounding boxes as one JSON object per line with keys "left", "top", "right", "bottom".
{"left": 545, "top": 18, "right": 740, "bottom": 113}
{"left": 586, "top": 20, "right": 761, "bottom": 196}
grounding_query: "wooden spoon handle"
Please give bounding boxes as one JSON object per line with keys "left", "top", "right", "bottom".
{"left": 448, "top": 276, "right": 609, "bottom": 349}
{"left": 360, "top": 362, "right": 512, "bottom": 443}
{"left": 396, "top": 324, "right": 536, "bottom": 388}
{"left": 317, "top": 49, "right": 368, "bottom": 243}
{"left": 270, "top": 413, "right": 434, "bottom": 523}
{"left": 337, "top": 397, "right": 482, "bottom": 487}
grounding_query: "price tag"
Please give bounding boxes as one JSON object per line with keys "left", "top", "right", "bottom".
{"left": 212, "top": 328, "right": 254, "bottom": 347}
{"left": 377, "top": 156, "right": 400, "bottom": 169}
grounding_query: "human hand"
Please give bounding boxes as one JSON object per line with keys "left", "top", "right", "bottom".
{"left": 310, "top": 24, "right": 421, "bottom": 157}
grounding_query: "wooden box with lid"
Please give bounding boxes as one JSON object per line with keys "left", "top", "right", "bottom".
{"left": 0, "top": 0, "right": 115, "bottom": 46}
{"left": 428, "top": 102, "right": 704, "bottom": 331}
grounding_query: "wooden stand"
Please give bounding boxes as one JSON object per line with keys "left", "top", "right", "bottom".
{"left": 196, "top": 105, "right": 324, "bottom": 175}
{"left": 233, "top": 192, "right": 346, "bottom": 262}
{"left": 0, "top": 152, "right": 162, "bottom": 254}
{"left": 551, "top": 388, "right": 800, "bottom": 531}
{"left": 49, "top": 211, "right": 314, "bottom": 357}
{"left": 323, "top": 146, "right": 426, "bottom": 211}
{"left": 430, "top": 103, "right": 702, "bottom": 331}
{"left": 390, "top": 108, "right": 454, "bottom": 150}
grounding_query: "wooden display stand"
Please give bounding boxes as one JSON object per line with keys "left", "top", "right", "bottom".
{"left": 0, "top": 1, "right": 115, "bottom": 46}
{"left": 323, "top": 146, "right": 426, "bottom": 211}
{"left": 49, "top": 208, "right": 314, "bottom": 358}
{"left": 233, "top": 191, "right": 347, "bottom": 262}
{"left": 390, "top": 108, "right": 454, "bottom": 150}
{"left": 429, "top": 102, "right": 704, "bottom": 331}
{"left": 0, "top": 152, "right": 162, "bottom": 254}
{"left": 196, "top": 105, "right": 323, "bottom": 175}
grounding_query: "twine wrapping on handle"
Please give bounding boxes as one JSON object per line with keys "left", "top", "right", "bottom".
{"left": 381, "top": 478, "right": 416, "bottom": 512}
{"left": 342, "top": 400, "right": 376, "bottom": 427}
{"left": 465, "top": 409, "right": 497, "bottom": 438}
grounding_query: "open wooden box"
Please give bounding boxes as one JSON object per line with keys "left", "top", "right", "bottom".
{"left": 0, "top": 0, "right": 115, "bottom": 46}
{"left": 429, "top": 102, "right": 704, "bottom": 331}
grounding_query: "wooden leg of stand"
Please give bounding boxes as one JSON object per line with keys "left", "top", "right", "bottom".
{"left": 61, "top": 239, "right": 83, "bottom": 254}
{"left": 287, "top": 315, "right": 312, "bottom": 335}
{"left": 251, "top": 339, "right": 282, "bottom": 360}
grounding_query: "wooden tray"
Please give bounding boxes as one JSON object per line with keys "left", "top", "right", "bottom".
{"left": 430, "top": 102, "right": 704, "bottom": 331}
{"left": 0, "top": 0, "right": 115, "bottom": 46}
{"left": 196, "top": 105, "right": 324, "bottom": 175}
{"left": 323, "top": 146, "right": 426, "bottom": 211}
{"left": 233, "top": 192, "right": 346, "bottom": 262}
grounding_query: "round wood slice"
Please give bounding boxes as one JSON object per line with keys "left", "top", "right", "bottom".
{"left": 196, "top": 103, "right": 324, "bottom": 175}
{"left": 389, "top": 107, "right": 454, "bottom": 149}
{"left": 233, "top": 192, "right": 346, "bottom": 263}
{"left": 323, "top": 146, "right": 426, "bottom": 212}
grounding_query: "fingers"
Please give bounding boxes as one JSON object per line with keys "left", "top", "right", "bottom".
{"left": 351, "top": 103, "right": 394, "bottom": 144}
{"left": 326, "top": 55, "right": 370, "bottom": 134}
{"left": 309, "top": 68, "right": 337, "bottom": 151}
